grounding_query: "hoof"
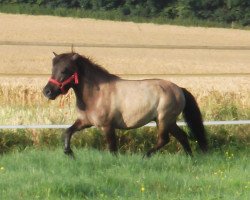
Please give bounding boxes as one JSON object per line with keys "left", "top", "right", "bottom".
{"left": 184, "top": 149, "right": 193, "bottom": 157}
{"left": 110, "top": 149, "right": 118, "bottom": 156}
{"left": 64, "top": 149, "right": 75, "bottom": 159}
{"left": 187, "top": 151, "right": 193, "bottom": 157}
{"left": 142, "top": 152, "right": 152, "bottom": 159}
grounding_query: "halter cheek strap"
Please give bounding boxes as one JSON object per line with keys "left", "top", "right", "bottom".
{"left": 49, "top": 72, "right": 79, "bottom": 94}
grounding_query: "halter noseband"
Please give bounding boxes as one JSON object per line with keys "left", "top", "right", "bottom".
{"left": 49, "top": 72, "right": 79, "bottom": 94}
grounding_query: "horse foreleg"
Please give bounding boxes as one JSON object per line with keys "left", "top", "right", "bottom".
{"left": 102, "top": 126, "right": 117, "bottom": 154}
{"left": 170, "top": 124, "right": 193, "bottom": 156}
{"left": 63, "top": 119, "right": 91, "bottom": 157}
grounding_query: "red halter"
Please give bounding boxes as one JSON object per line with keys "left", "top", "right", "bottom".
{"left": 49, "top": 72, "right": 79, "bottom": 94}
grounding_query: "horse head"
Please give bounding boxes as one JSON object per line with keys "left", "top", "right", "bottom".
{"left": 43, "top": 52, "right": 80, "bottom": 100}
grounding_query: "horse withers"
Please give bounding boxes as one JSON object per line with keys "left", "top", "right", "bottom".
{"left": 43, "top": 52, "right": 208, "bottom": 157}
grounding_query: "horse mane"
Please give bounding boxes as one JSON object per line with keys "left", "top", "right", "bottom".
{"left": 76, "top": 54, "right": 120, "bottom": 82}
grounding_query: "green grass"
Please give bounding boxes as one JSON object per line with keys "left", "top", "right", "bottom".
{"left": 0, "top": 3, "right": 246, "bottom": 29}
{"left": 0, "top": 148, "right": 249, "bottom": 199}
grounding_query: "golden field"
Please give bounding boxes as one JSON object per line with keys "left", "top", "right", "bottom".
{"left": 1, "top": 13, "right": 250, "bottom": 46}
{"left": 0, "top": 13, "right": 249, "bottom": 125}
{"left": 0, "top": 14, "right": 250, "bottom": 91}
{"left": 1, "top": 45, "right": 250, "bottom": 75}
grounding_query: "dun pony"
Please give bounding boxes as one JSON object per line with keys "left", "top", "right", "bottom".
{"left": 43, "top": 52, "right": 208, "bottom": 157}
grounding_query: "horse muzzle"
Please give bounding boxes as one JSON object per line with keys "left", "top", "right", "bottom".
{"left": 43, "top": 84, "right": 61, "bottom": 100}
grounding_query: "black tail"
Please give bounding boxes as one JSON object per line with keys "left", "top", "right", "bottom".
{"left": 182, "top": 88, "right": 208, "bottom": 152}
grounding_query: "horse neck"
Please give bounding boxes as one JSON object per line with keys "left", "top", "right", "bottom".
{"left": 73, "top": 67, "right": 118, "bottom": 110}
{"left": 72, "top": 82, "right": 86, "bottom": 110}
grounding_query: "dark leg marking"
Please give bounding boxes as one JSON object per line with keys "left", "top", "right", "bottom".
{"left": 102, "top": 126, "right": 117, "bottom": 154}
{"left": 63, "top": 119, "right": 91, "bottom": 158}
{"left": 170, "top": 124, "right": 192, "bottom": 156}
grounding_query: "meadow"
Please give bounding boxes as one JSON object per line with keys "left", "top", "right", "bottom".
{"left": 0, "top": 148, "right": 249, "bottom": 199}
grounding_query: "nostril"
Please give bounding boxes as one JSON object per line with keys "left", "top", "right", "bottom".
{"left": 43, "top": 88, "right": 52, "bottom": 97}
{"left": 46, "top": 89, "right": 52, "bottom": 96}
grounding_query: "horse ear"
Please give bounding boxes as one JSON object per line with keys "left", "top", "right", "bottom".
{"left": 71, "top": 44, "right": 75, "bottom": 53}
{"left": 53, "top": 52, "right": 58, "bottom": 57}
{"left": 72, "top": 53, "right": 79, "bottom": 61}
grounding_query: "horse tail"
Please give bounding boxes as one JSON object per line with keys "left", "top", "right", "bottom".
{"left": 181, "top": 88, "right": 208, "bottom": 152}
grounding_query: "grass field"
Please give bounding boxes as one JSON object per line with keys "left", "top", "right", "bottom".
{"left": 0, "top": 148, "right": 249, "bottom": 199}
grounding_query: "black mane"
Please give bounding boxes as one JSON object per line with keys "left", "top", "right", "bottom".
{"left": 77, "top": 54, "right": 120, "bottom": 82}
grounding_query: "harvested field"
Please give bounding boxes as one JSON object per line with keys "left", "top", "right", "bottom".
{"left": 0, "top": 13, "right": 249, "bottom": 104}
{"left": 1, "top": 13, "right": 250, "bottom": 46}
{"left": 0, "top": 46, "right": 250, "bottom": 75}
{"left": 0, "top": 76, "right": 249, "bottom": 95}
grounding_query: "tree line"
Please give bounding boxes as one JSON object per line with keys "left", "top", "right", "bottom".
{"left": 1, "top": 0, "right": 249, "bottom": 26}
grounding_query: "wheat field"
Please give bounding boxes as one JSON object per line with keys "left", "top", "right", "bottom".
{"left": 1, "top": 45, "right": 250, "bottom": 75}
{"left": 0, "top": 14, "right": 250, "bottom": 89}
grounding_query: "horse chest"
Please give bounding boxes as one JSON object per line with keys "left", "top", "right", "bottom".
{"left": 80, "top": 104, "right": 111, "bottom": 127}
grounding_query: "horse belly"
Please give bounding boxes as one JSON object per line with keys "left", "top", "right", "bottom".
{"left": 116, "top": 91, "right": 158, "bottom": 129}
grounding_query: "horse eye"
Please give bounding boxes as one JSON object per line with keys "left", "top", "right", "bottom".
{"left": 62, "top": 69, "right": 69, "bottom": 74}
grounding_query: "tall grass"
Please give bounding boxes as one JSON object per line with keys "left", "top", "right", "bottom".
{"left": 1, "top": 125, "right": 249, "bottom": 154}
{"left": 0, "top": 84, "right": 249, "bottom": 154}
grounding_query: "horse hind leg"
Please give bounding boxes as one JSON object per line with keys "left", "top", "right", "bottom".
{"left": 170, "top": 123, "right": 192, "bottom": 156}
{"left": 144, "top": 121, "right": 170, "bottom": 158}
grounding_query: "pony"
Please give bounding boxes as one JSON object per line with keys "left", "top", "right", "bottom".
{"left": 43, "top": 52, "right": 208, "bottom": 157}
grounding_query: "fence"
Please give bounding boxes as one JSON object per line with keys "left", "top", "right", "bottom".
{"left": 0, "top": 120, "right": 249, "bottom": 129}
